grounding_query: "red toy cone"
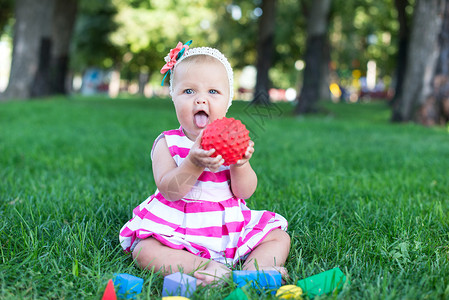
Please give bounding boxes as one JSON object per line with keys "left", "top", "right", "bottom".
{"left": 102, "top": 279, "right": 117, "bottom": 300}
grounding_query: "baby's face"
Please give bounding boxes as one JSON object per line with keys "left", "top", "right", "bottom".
{"left": 172, "top": 58, "right": 230, "bottom": 141}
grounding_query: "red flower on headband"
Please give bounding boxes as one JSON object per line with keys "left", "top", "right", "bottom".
{"left": 160, "top": 42, "right": 189, "bottom": 74}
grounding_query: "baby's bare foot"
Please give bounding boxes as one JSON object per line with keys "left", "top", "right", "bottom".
{"left": 194, "top": 261, "right": 231, "bottom": 286}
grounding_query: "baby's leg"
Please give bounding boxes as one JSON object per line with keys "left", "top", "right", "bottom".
{"left": 243, "top": 229, "right": 291, "bottom": 278}
{"left": 132, "top": 237, "right": 231, "bottom": 285}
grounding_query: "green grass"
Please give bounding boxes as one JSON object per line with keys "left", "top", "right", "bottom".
{"left": 1, "top": 96, "right": 448, "bottom": 299}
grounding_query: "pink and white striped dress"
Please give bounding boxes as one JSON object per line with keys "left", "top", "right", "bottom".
{"left": 119, "top": 127, "right": 288, "bottom": 266}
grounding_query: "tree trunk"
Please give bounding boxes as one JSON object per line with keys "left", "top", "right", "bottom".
{"left": 31, "top": 37, "right": 52, "bottom": 97}
{"left": 3, "top": 0, "right": 53, "bottom": 100}
{"left": 138, "top": 71, "right": 149, "bottom": 96}
{"left": 51, "top": 0, "right": 78, "bottom": 95}
{"left": 391, "top": 0, "right": 411, "bottom": 105}
{"left": 419, "top": 0, "right": 449, "bottom": 125}
{"left": 252, "top": 0, "right": 276, "bottom": 105}
{"left": 392, "top": 0, "right": 443, "bottom": 122}
{"left": 30, "top": 0, "right": 54, "bottom": 98}
{"left": 295, "top": 0, "right": 332, "bottom": 114}
{"left": 320, "top": 35, "right": 331, "bottom": 100}
{"left": 2, "top": 0, "right": 77, "bottom": 100}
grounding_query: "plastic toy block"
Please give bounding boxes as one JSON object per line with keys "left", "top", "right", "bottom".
{"left": 101, "top": 279, "right": 117, "bottom": 300}
{"left": 275, "top": 285, "right": 303, "bottom": 299}
{"left": 162, "top": 272, "right": 197, "bottom": 297}
{"left": 113, "top": 273, "right": 144, "bottom": 299}
{"left": 297, "top": 267, "right": 349, "bottom": 297}
{"left": 224, "top": 288, "right": 248, "bottom": 300}
{"left": 201, "top": 117, "right": 250, "bottom": 166}
{"left": 232, "top": 270, "right": 281, "bottom": 294}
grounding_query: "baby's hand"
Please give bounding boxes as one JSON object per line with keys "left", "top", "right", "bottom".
{"left": 188, "top": 131, "right": 224, "bottom": 172}
{"left": 234, "top": 140, "right": 255, "bottom": 167}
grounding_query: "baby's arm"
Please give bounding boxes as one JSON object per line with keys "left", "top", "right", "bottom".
{"left": 230, "top": 140, "right": 257, "bottom": 199}
{"left": 152, "top": 133, "right": 224, "bottom": 201}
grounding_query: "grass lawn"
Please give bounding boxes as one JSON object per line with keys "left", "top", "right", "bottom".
{"left": 1, "top": 96, "right": 448, "bottom": 299}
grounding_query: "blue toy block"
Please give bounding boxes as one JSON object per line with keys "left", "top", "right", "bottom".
{"left": 113, "top": 273, "right": 144, "bottom": 299}
{"left": 232, "top": 270, "right": 281, "bottom": 294}
{"left": 162, "top": 272, "right": 197, "bottom": 297}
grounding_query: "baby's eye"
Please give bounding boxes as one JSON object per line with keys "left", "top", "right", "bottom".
{"left": 209, "top": 89, "right": 219, "bottom": 94}
{"left": 184, "top": 89, "right": 194, "bottom": 94}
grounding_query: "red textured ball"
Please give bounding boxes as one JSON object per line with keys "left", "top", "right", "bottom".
{"left": 201, "top": 117, "right": 250, "bottom": 166}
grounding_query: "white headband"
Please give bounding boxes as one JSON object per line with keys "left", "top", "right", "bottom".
{"left": 163, "top": 45, "right": 234, "bottom": 110}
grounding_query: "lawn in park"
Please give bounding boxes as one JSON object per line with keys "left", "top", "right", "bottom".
{"left": 1, "top": 96, "right": 448, "bottom": 299}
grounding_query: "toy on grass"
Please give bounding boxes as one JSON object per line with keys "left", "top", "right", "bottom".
{"left": 232, "top": 270, "right": 281, "bottom": 294}
{"left": 296, "top": 267, "right": 349, "bottom": 297}
{"left": 201, "top": 117, "right": 250, "bottom": 166}
{"left": 162, "top": 272, "right": 197, "bottom": 297}
{"left": 101, "top": 279, "right": 117, "bottom": 300}
{"left": 113, "top": 273, "right": 144, "bottom": 299}
{"left": 275, "top": 285, "right": 303, "bottom": 299}
{"left": 224, "top": 287, "right": 248, "bottom": 300}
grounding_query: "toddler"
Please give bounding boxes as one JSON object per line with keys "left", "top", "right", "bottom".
{"left": 119, "top": 41, "right": 290, "bottom": 286}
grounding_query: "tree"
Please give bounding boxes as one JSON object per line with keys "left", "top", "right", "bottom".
{"left": 32, "top": 0, "right": 78, "bottom": 96}
{"left": 391, "top": 0, "right": 412, "bottom": 104}
{"left": 392, "top": 0, "right": 444, "bottom": 122}
{"left": 252, "top": 0, "right": 276, "bottom": 105}
{"left": 51, "top": 0, "right": 78, "bottom": 94}
{"left": 419, "top": 0, "right": 449, "bottom": 125}
{"left": 2, "top": 0, "right": 78, "bottom": 100}
{"left": 2, "top": 0, "right": 52, "bottom": 100}
{"left": 295, "top": 0, "right": 332, "bottom": 114}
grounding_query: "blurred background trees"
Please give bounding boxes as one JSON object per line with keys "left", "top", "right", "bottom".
{"left": 294, "top": 0, "right": 332, "bottom": 114}
{"left": 392, "top": 0, "right": 448, "bottom": 124}
{"left": 0, "top": 0, "right": 13, "bottom": 36}
{"left": 0, "top": 0, "right": 448, "bottom": 126}
{"left": 3, "top": 0, "right": 78, "bottom": 99}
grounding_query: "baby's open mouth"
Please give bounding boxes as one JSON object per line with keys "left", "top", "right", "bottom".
{"left": 194, "top": 111, "right": 209, "bottom": 128}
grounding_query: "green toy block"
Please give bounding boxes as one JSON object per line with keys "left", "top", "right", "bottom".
{"left": 297, "top": 267, "right": 349, "bottom": 297}
{"left": 224, "top": 288, "right": 248, "bottom": 300}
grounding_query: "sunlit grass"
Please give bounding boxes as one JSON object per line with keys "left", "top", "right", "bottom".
{"left": 1, "top": 97, "right": 448, "bottom": 299}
